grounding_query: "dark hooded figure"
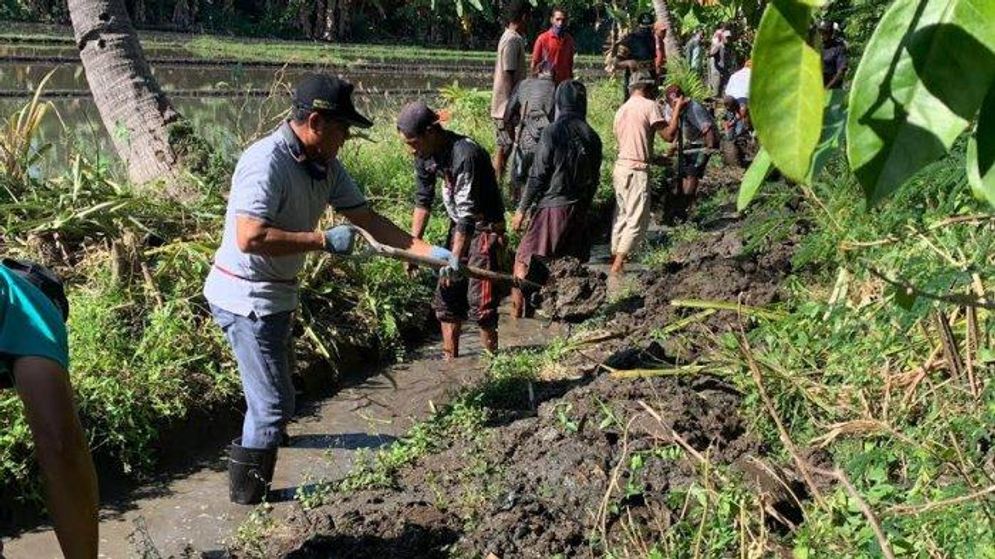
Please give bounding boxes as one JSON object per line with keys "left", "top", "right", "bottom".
{"left": 510, "top": 80, "right": 603, "bottom": 317}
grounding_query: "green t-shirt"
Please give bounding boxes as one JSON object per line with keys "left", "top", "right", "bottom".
{"left": 0, "top": 266, "right": 69, "bottom": 374}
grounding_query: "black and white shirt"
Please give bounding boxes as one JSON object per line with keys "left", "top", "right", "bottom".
{"left": 414, "top": 131, "right": 506, "bottom": 235}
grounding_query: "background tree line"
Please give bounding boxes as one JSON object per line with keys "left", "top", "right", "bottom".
{"left": 2, "top": 0, "right": 616, "bottom": 51}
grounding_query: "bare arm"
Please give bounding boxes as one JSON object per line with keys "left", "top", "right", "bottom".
{"left": 661, "top": 99, "right": 686, "bottom": 143}
{"left": 235, "top": 215, "right": 325, "bottom": 256}
{"left": 703, "top": 126, "right": 719, "bottom": 149}
{"left": 409, "top": 206, "right": 431, "bottom": 240}
{"left": 340, "top": 206, "right": 434, "bottom": 256}
{"left": 15, "top": 357, "right": 98, "bottom": 559}
{"left": 450, "top": 230, "right": 470, "bottom": 262}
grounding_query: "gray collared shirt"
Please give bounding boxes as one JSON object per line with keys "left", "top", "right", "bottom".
{"left": 203, "top": 122, "right": 367, "bottom": 317}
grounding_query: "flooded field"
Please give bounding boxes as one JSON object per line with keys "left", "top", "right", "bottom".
{"left": 0, "top": 36, "right": 501, "bottom": 176}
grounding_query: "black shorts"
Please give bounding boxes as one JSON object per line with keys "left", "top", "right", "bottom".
{"left": 433, "top": 225, "right": 509, "bottom": 329}
{"left": 680, "top": 151, "right": 711, "bottom": 179}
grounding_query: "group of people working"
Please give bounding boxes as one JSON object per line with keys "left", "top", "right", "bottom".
{"left": 0, "top": 6, "right": 852, "bottom": 556}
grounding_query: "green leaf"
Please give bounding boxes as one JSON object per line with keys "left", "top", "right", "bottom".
{"left": 892, "top": 285, "right": 917, "bottom": 310}
{"left": 737, "top": 147, "right": 773, "bottom": 210}
{"left": 751, "top": 0, "right": 825, "bottom": 183}
{"left": 847, "top": 0, "right": 995, "bottom": 205}
{"left": 967, "top": 86, "right": 995, "bottom": 208}
{"left": 807, "top": 88, "right": 848, "bottom": 182}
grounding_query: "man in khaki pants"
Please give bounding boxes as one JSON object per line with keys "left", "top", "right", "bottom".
{"left": 610, "top": 71, "right": 668, "bottom": 282}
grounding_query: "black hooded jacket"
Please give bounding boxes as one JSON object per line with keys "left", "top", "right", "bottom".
{"left": 518, "top": 80, "right": 603, "bottom": 212}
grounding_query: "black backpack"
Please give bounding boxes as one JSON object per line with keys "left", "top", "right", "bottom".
{"left": 2, "top": 258, "right": 69, "bottom": 322}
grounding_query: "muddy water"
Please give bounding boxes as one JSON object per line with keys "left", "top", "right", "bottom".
{"left": 1, "top": 311, "right": 565, "bottom": 557}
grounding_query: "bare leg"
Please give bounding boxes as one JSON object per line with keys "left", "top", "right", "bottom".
{"left": 14, "top": 357, "right": 99, "bottom": 559}
{"left": 493, "top": 149, "right": 508, "bottom": 187}
{"left": 440, "top": 321, "right": 462, "bottom": 360}
{"left": 511, "top": 261, "right": 528, "bottom": 319}
{"left": 610, "top": 253, "right": 627, "bottom": 275}
{"left": 480, "top": 327, "right": 498, "bottom": 354}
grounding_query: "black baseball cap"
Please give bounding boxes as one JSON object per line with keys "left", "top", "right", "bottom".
{"left": 396, "top": 101, "right": 441, "bottom": 137}
{"left": 292, "top": 74, "right": 374, "bottom": 129}
{"left": 637, "top": 12, "right": 654, "bottom": 26}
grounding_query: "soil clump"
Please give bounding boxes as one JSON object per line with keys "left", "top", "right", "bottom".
{"left": 537, "top": 257, "right": 608, "bottom": 322}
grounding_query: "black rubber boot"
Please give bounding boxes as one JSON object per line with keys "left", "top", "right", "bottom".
{"left": 228, "top": 438, "right": 277, "bottom": 505}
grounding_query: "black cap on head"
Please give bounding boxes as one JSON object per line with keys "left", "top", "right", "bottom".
{"left": 637, "top": 12, "right": 654, "bottom": 27}
{"left": 292, "top": 74, "right": 373, "bottom": 129}
{"left": 396, "top": 101, "right": 441, "bottom": 137}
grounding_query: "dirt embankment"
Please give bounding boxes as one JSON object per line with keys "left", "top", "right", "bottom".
{"left": 242, "top": 191, "right": 803, "bottom": 558}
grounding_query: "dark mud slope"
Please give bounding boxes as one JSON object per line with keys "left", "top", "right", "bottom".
{"left": 267, "top": 373, "right": 756, "bottom": 559}
{"left": 253, "top": 203, "right": 802, "bottom": 559}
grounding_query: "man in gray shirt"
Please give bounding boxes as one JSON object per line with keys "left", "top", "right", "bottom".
{"left": 203, "top": 74, "right": 458, "bottom": 504}
{"left": 490, "top": 0, "right": 530, "bottom": 190}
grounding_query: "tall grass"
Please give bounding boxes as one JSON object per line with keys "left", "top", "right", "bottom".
{"left": 0, "top": 69, "right": 56, "bottom": 184}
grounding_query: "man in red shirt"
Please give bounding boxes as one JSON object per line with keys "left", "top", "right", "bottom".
{"left": 531, "top": 7, "right": 575, "bottom": 84}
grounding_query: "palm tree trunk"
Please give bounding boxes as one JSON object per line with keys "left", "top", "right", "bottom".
{"left": 652, "top": 0, "right": 682, "bottom": 62}
{"left": 69, "top": 0, "right": 183, "bottom": 185}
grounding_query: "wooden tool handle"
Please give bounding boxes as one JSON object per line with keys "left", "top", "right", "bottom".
{"left": 351, "top": 227, "right": 542, "bottom": 291}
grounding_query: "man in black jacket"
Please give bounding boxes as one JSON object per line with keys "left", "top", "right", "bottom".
{"left": 510, "top": 80, "right": 603, "bottom": 317}
{"left": 398, "top": 102, "right": 508, "bottom": 360}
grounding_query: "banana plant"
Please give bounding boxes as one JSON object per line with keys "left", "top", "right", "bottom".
{"left": 739, "top": 0, "right": 995, "bottom": 210}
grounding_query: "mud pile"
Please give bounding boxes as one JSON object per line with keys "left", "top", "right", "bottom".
{"left": 536, "top": 257, "right": 608, "bottom": 322}
{"left": 265, "top": 373, "right": 756, "bottom": 559}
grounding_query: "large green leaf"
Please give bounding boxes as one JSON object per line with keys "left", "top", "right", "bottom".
{"left": 967, "top": 85, "right": 995, "bottom": 208}
{"left": 807, "top": 88, "right": 848, "bottom": 182}
{"left": 750, "top": 0, "right": 825, "bottom": 183}
{"left": 737, "top": 147, "right": 773, "bottom": 211}
{"left": 847, "top": 0, "right": 995, "bottom": 204}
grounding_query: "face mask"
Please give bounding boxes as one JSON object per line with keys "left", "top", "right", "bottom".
{"left": 552, "top": 22, "right": 565, "bottom": 35}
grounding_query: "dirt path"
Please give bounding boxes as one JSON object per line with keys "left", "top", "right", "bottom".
{"left": 3, "top": 310, "right": 564, "bottom": 558}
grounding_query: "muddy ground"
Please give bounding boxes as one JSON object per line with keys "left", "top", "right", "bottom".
{"left": 235, "top": 178, "right": 804, "bottom": 558}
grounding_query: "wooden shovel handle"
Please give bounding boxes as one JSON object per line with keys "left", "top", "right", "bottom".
{"left": 350, "top": 226, "right": 542, "bottom": 291}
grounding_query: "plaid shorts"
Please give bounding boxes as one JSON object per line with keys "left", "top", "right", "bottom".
{"left": 433, "top": 225, "right": 509, "bottom": 329}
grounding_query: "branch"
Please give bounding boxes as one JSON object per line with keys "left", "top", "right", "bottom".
{"left": 886, "top": 485, "right": 995, "bottom": 516}
{"left": 867, "top": 266, "right": 994, "bottom": 309}
{"left": 812, "top": 467, "right": 896, "bottom": 559}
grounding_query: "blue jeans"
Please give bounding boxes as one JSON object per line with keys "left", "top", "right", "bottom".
{"left": 211, "top": 304, "right": 295, "bottom": 449}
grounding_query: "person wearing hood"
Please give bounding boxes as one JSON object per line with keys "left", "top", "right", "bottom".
{"left": 511, "top": 80, "right": 603, "bottom": 317}
{"left": 531, "top": 7, "right": 575, "bottom": 84}
{"left": 503, "top": 65, "right": 557, "bottom": 202}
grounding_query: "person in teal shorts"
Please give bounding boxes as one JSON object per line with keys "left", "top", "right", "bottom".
{"left": 0, "top": 259, "right": 98, "bottom": 558}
